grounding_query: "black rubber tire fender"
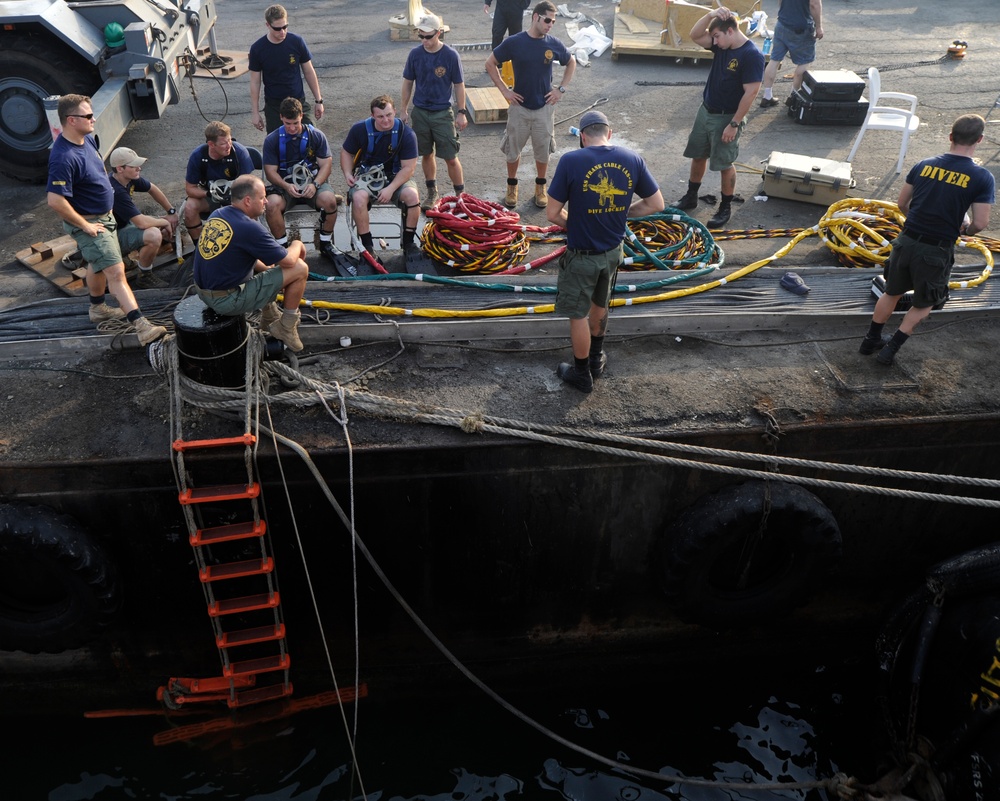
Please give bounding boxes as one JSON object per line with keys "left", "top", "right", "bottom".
{"left": 661, "top": 480, "right": 843, "bottom": 630}
{"left": 0, "top": 502, "right": 121, "bottom": 653}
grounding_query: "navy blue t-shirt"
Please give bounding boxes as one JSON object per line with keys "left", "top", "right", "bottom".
{"left": 342, "top": 119, "right": 418, "bottom": 178}
{"left": 111, "top": 174, "right": 152, "bottom": 226}
{"left": 47, "top": 134, "right": 114, "bottom": 215}
{"left": 704, "top": 40, "right": 764, "bottom": 113}
{"left": 548, "top": 144, "right": 659, "bottom": 253}
{"left": 185, "top": 141, "right": 255, "bottom": 186}
{"left": 904, "top": 153, "right": 995, "bottom": 242}
{"left": 248, "top": 33, "right": 313, "bottom": 102}
{"left": 403, "top": 44, "right": 465, "bottom": 111}
{"left": 493, "top": 32, "right": 572, "bottom": 110}
{"left": 193, "top": 205, "right": 288, "bottom": 290}
{"left": 263, "top": 124, "right": 330, "bottom": 177}
{"left": 776, "top": 0, "right": 815, "bottom": 30}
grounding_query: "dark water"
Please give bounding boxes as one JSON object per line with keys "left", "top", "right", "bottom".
{"left": 7, "top": 658, "right": 882, "bottom": 800}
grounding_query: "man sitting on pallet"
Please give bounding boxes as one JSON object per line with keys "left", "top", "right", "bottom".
{"left": 263, "top": 97, "right": 344, "bottom": 265}
{"left": 193, "top": 174, "right": 309, "bottom": 352}
{"left": 340, "top": 94, "right": 421, "bottom": 265}
{"left": 183, "top": 121, "right": 257, "bottom": 247}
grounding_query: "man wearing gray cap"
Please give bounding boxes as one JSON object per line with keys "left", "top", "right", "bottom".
{"left": 109, "top": 147, "right": 179, "bottom": 289}
{"left": 546, "top": 110, "right": 664, "bottom": 392}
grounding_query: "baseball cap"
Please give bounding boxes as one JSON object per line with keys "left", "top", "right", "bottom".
{"left": 579, "top": 110, "right": 609, "bottom": 130}
{"left": 109, "top": 147, "right": 147, "bottom": 168}
{"left": 415, "top": 14, "right": 442, "bottom": 33}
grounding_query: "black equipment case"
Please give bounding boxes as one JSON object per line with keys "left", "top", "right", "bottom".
{"left": 799, "top": 69, "right": 866, "bottom": 102}
{"left": 787, "top": 89, "right": 869, "bottom": 126}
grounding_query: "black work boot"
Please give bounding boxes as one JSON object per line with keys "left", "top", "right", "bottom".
{"left": 588, "top": 351, "right": 607, "bottom": 379}
{"left": 557, "top": 362, "right": 594, "bottom": 393}
{"left": 674, "top": 191, "right": 698, "bottom": 211}
{"left": 859, "top": 335, "right": 889, "bottom": 355}
{"left": 708, "top": 204, "right": 731, "bottom": 228}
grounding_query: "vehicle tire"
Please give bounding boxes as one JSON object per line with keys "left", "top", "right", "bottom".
{"left": 0, "top": 502, "right": 121, "bottom": 653}
{"left": 0, "top": 33, "right": 100, "bottom": 183}
{"left": 661, "top": 480, "right": 842, "bottom": 629}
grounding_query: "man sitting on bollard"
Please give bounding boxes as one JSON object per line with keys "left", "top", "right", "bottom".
{"left": 193, "top": 174, "right": 309, "bottom": 352}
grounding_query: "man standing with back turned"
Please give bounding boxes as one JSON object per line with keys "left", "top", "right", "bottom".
{"left": 675, "top": 6, "right": 763, "bottom": 229}
{"left": 486, "top": 1, "right": 576, "bottom": 209}
{"left": 759, "top": 0, "right": 823, "bottom": 108}
{"left": 46, "top": 94, "right": 166, "bottom": 345}
{"left": 859, "top": 114, "right": 994, "bottom": 366}
{"left": 546, "top": 110, "right": 664, "bottom": 393}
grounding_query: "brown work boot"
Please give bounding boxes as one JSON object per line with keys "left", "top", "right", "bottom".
{"left": 503, "top": 180, "right": 518, "bottom": 209}
{"left": 259, "top": 302, "right": 281, "bottom": 329}
{"left": 269, "top": 312, "right": 304, "bottom": 352}
{"left": 534, "top": 180, "right": 547, "bottom": 208}
{"left": 89, "top": 302, "right": 126, "bottom": 323}
{"left": 133, "top": 316, "right": 167, "bottom": 345}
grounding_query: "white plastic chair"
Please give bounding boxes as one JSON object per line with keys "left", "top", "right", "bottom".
{"left": 847, "top": 67, "right": 920, "bottom": 173}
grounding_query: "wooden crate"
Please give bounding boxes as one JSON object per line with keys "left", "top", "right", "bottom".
{"left": 465, "top": 87, "right": 509, "bottom": 124}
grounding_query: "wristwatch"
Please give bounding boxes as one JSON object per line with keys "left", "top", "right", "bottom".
{"left": 728, "top": 120, "right": 739, "bottom": 128}
{"left": 557, "top": 85, "right": 566, "bottom": 93}
{"left": 456, "top": 108, "right": 468, "bottom": 116}
{"left": 167, "top": 207, "right": 177, "bottom": 215}
{"left": 315, "top": 99, "right": 324, "bottom": 105}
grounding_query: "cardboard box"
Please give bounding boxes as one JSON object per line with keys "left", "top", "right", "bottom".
{"left": 787, "top": 89, "right": 869, "bottom": 126}
{"left": 763, "top": 151, "right": 854, "bottom": 206}
{"left": 800, "top": 69, "right": 866, "bottom": 102}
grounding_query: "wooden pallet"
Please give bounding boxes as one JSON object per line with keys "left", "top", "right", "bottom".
{"left": 465, "top": 87, "right": 509, "bottom": 124}
{"left": 15, "top": 236, "right": 87, "bottom": 296}
{"left": 16, "top": 234, "right": 193, "bottom": 297}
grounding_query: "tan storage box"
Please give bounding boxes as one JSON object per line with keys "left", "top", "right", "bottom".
{"left": 762, "top": 151, "right": 854, "bottom": 206}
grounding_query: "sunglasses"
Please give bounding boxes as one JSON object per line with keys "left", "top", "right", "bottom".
{"left": 269, "top": 23, "right": 288, "bottom": 31}
{"left": 540, "top": 16, "right": 555, "bottom": 24}
{"left": 67, "top": 113, "right": 95, "bottom": 120}
{"left": 418, "top": 32, "right": 437, "bottom": 39}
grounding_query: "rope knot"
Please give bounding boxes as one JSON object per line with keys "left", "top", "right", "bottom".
{"left": 460, "top": 414, "right": 485, "bottom": 433}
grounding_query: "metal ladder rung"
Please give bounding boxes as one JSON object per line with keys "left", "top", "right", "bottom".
{"left": 217, "top": 623, "right": 286, "bottom": 648}
{"left": 200, "top": 557, "right": 274, "bottom": 583}
{"left": 224, "top": 653, "right": 291, "bottom": 678}
{"left": 228, "top": 682, "right": 294, "bottom": 708}
{"left": 191, "top": 519, "right": 266, "bottom": 546}
{"left": 179, "top": 483, "right": 260, "bottom": 504}
{"left": 172, "top": 434, "right": 256, "bottom": 452}
{"left": 208, "top": 591, "right": 280, "bottom": 616}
